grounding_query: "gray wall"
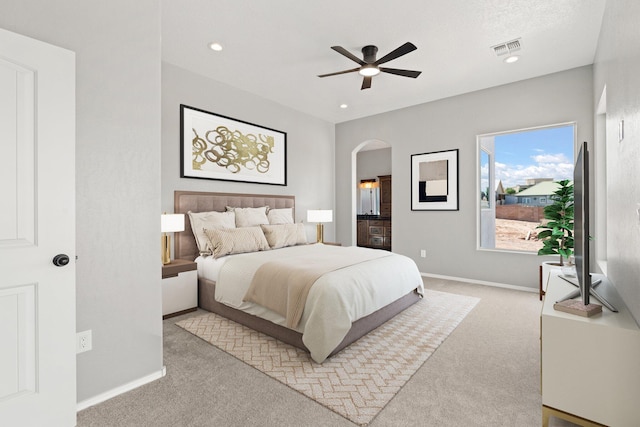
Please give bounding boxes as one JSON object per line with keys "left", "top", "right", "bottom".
{"left": 161, "top": 62, "right": 336, "bottom": 242}
{"left": 336, "top": 66, "right": 594, "bottom": 290}
{"left": 356, "top": 148, "right": 392, "bottom": 182}
{"left": 593, "top": 0, "right": 640, "bottom": 323}
{"left": 1, "top": 1, "right": 164, "bottom": 402}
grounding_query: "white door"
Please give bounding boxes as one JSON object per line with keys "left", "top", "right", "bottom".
{"left": 0, "top": 28, "right": 76, "bottom": 426}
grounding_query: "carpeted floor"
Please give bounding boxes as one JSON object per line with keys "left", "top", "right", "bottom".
{"left": 176, "top": 290, "right": 479, "bottom": 425}
{"left": 77, "top": 278, "right": 578, "bottom": 426}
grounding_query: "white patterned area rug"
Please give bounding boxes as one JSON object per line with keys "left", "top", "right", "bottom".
{"left": 176, "top": 290, "right": 479, "bottom": 426}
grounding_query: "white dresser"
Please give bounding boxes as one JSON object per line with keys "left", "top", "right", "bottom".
{"left": 541, "top": 271, "right": 640, "bottom": 426}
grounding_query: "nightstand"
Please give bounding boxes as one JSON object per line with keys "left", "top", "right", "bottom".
{"left": 161, "top": 259, "right": 198, "bottom": 319}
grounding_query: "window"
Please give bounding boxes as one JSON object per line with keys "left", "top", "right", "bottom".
{"left": 477, "top": 123, "right": 575, "bottom": 252}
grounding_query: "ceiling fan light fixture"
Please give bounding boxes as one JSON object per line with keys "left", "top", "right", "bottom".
{"left": 359, "top": 66, "right": 380, "bottom": 77}
{"left": 318, "top": 42, "right": 420, "bottom": 90}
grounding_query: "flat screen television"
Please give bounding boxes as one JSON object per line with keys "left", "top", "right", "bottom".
{"left": 573, "top": 141, "right": 590, "bottom": 304}
{"left": 562, "top": 141, "right": 617, "bottom": 311}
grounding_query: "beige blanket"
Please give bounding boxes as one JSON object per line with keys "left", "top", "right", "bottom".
{"left": 243, "top": 246, "right": 391, "bottom": 328}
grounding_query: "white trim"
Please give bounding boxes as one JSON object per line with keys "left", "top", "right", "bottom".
{"left": 76, "top": 366, "right": 166, "bottom": 412}
{"left": 476, "top": 121, "right": 577, "bottom": 140}
{"left": 421, "top": 272, "right": 538, "bottom": 293}
{"left": 476, "top": 121, "right": 577, "bottom": 253}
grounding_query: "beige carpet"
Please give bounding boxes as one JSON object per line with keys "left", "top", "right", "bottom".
{"left": 176, "top": 290, "right": 479, "bottom": 426}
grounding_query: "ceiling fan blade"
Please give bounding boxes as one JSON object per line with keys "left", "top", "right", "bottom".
{"left": 318, "top": 67, "right": 361, "bottom": 78}
{"left": 361, "top": 76, "right": 372, "bottom": 90}
{"left": 380, "top": 67, "right": 422, "bottom": 78}
{"left": 331, "top": 46, "right": 366, "bottom": 65}
{"left": 375, "top": 42, "right": 417, "bottom": 65}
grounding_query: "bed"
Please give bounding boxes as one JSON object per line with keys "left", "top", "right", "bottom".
{"left": 174, "top": 190, "right": 424, "bottom": 363}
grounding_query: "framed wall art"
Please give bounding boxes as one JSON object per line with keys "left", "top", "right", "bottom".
{"left": 180, "top": 104, "right": 287, "bottom": 186}
{"left": 411, "top": 149, "right": 459, "bottom": 211}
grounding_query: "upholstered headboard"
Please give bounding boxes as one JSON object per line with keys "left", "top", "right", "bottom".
{"left": 173, "top": 190, "right": 296, "bottom": 260}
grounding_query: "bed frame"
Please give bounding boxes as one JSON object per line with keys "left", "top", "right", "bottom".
{"left": 174, "top": 190, "right": 421, "bottom": 357}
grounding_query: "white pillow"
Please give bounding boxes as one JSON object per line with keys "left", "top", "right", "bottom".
{"left": 260, "top": 223, "right": 307, "bottom": 249}
{"left": 204, "top": 226, "right": 270, "bottom": 258}
{"left": 226, "top": 206, "right": 269, "bottom": 227}
{"left": 267, "top": 207, "right": 294, "bottom": 224}
{"left": 188, "top": 210, "right": 236, "bottom": 255}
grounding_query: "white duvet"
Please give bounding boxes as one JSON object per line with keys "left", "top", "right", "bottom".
{"left": 198, "top": 243, "right": 424, "bottom": 363}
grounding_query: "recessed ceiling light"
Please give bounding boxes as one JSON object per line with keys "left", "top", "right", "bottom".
{"left": 208, "top": 42, "right": 223, "bottom": 52}
{"left": 504, "top": 55, "right": 519, "bottom": 63}
{"left": 340, "top": 104, "right": 348, "bottom": 109}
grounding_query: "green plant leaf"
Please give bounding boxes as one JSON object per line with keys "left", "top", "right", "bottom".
{"left": 538, "top": 247, "right": 558, "bottom": 255}
{"left": 537, "top": 179, "right": 575, "bottom": 257}
{"left": 537, "top": 230, "right": 553, "bottom": 238}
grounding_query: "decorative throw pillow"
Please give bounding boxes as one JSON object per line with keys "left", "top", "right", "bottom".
{"left": 260, "top": 223, "right": 307, "bottom": 249}
{"left": 188, "top": 210, "right": 236, "bottom": 255}
{"left": 226, "top": 206, "right": 269, "bottom": 227}
{"left": 267, "top": 207, "right": 294, "bottom": 224}
{"left": 204, "top": 226, "right": 270, "bottom": 258}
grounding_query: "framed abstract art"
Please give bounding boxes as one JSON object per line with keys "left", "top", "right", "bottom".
{"left": 411, "top": 149, "right": 459, "bottom": 211}
{"left": 180, "top": 104, "right": 287, "bottom": 186}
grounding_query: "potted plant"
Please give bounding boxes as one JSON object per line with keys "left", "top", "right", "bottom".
{"left": 537, "top": 179, "right": 574, "bottom": 266}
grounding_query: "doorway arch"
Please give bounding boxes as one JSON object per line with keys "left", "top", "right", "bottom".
{"left": 350, "top": 139, "right": 392, "bottom": 245}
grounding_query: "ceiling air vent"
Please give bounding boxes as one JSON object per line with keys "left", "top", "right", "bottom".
{"left": 491, "top": 38, "right": 522, "bottom": 56}
{"left": 506, "top": 39, "right": 521, "bottom": 51}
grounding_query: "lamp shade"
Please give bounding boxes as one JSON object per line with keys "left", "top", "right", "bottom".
{"left": 307, "top": 209, "right": 333, "bottom": 223}
{"left": 161, "top": 213, "right": 185, "bottom": 233}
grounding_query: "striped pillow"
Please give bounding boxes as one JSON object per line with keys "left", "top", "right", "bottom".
{"left": 204, "top": 226, "right": 270, "bottom": 258}
{"left": 260, "top": 223, "right": 307, "bottom": 249}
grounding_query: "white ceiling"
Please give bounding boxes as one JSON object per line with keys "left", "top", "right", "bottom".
{"left": 162, "top": 0, "right": 606, "bottom": 124}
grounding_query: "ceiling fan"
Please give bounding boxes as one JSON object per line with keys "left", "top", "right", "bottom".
{"left": 318, "top": 42, "right": 422, "bottom": 90}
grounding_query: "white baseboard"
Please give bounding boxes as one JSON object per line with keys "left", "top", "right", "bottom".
{"left": 421, "top": 272, "right": 538, "bottom": 294}
{"left": 76, "top": 365, "right": 166, "bottom": 412}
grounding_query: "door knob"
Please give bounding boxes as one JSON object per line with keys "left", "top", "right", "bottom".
{"left": 52, "top": 254, "right": 70, "bottom": 267}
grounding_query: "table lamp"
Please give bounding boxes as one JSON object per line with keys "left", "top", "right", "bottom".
{"left": 307, "top": 209, "right": 333, "bottom": 243}
{"left": 161, "top": 213, "right": 185, "bottom": 265}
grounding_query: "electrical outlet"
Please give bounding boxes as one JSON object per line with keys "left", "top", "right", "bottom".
{"left": 77, "top": 330, "right": 92, "bottom": 353}
{"left": 420, "top": 249, "right": 426, "bottom": 258}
